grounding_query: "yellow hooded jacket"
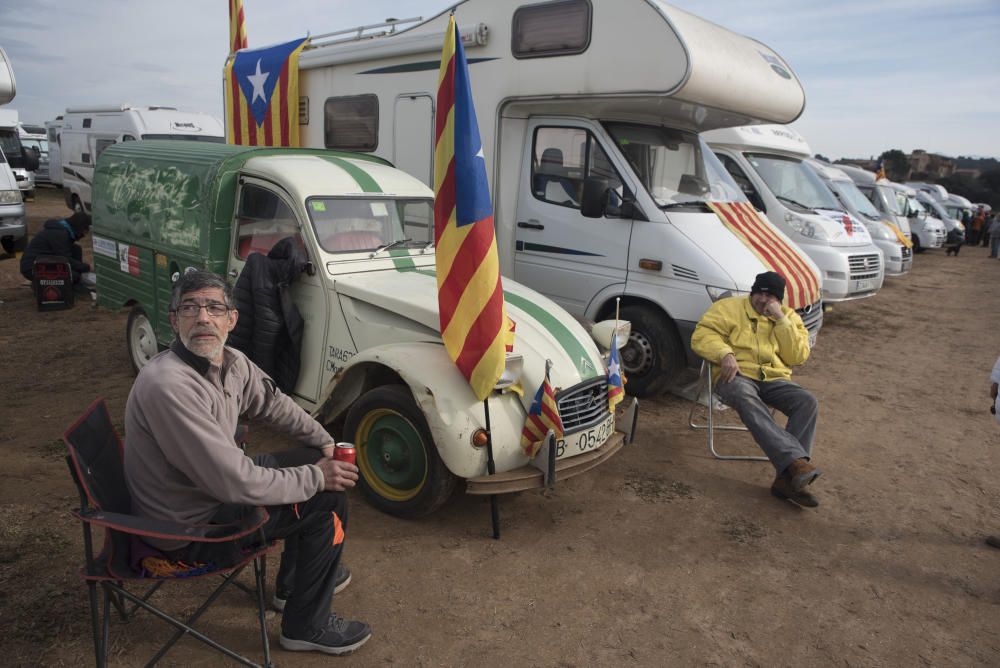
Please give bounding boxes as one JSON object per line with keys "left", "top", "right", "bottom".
{"left": 691, "top": 296, "right": 810, "bottom": 383}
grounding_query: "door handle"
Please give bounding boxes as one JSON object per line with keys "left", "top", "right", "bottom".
{"left": 228, "top": 268, "right": 239, "bottom": 279}
{"left": 517, "top": 221, "right": 544, "bottom": 230}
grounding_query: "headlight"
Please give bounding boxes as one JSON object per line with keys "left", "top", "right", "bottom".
{"left": 955, "top": 222, "right": 965, "bottom": 232}
{"left": 785, "top": 212, "right": 830, "bottom": 241}
{"left": 0, "top": 190, "right": 22, "bottom": 205}
{"left": 494, "top": 354, "right": 523, "bottom": 391}
{"left": 866, "top": 222, "right": 893, "bottom": 241}
{"left": 706, "top": 285, "right": 749, "bottom": 302}
{"left": 590, "top": 320, "right": 630, "bottom": 351}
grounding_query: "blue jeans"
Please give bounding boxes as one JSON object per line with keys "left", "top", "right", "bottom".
{"left": 990, "top": 234, "right": 999, "bottom": 258}
{"left": 714, "top": 375, "right": 819, "bottom": 475}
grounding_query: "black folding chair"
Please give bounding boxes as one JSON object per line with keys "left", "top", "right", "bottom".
{"left": 63, "top": 398, "right": 275, "bottom": 668}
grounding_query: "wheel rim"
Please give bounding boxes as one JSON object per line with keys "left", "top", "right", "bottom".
{"left": 129, "top": 313, "right": 158, "bottom": 369}
{"left": 355, "top": 408, "right": 428, "bottom": 502}
{"left": 621, "top": 329, "right": 654, "bottom": 377}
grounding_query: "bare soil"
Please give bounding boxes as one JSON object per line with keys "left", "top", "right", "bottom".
{"left": 1, "top": 187, "right": 998, "bottom": 667}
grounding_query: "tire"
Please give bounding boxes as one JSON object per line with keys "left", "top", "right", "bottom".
{"left": 127, "top": 306, "right": 161, "bottom": 375}
{"left": 618, "top": 305, "right": 683, "bottom": 398}
{"left": 71, "top": 195, "right": 83, "bottom": 213}
{"left": 343, "top": 385, "right": 457, "bottom": 518}
{"left": 911, "top": 234, "right": 924, "bottom": 253}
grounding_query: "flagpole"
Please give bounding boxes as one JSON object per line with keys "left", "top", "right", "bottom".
{"left": 482, "top": 397, "right": 501, "bottom": 539}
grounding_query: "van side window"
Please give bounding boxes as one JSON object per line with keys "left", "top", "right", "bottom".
{"left": 324, "top": 95, "right": 378, "bottom": 151}
{"left": 81, "top": 153, "right": 91, "bottom": 164}
{"left": 715, "top": 153, "right": 766, "bottom": 212}
{"left": 95, "top": 139, "right": 116, "bottom": 159}
{"left": 82, "top": 118, "right": 92, "bottom": 129}
{"left": 235, "top": 184, "right": 304, "bottom": 259}
{"left": 531, "top": 127, "right": 626, "bottom": 215}
{"left": 512, "top": 0, "right": 592, "bottom": 59}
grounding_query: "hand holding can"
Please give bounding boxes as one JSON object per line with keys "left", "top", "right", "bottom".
{"left": 333, "top": 442, "right": 356, "bottom": 466}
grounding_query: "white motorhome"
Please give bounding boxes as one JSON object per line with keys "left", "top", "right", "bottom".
{"left": 18, "top": 122, "right": 48, "bottom": 185}
{"left": 705, "top": 125, "right": 884, "bottom": 301}
{"left": 269, "top": 0, "right": 824, "bottom": 396}
{"left": 805, "top": 159, "right": 911, "bottom": 276}
{"left": 943, "top": 193, "right": 973, "bottom": 226}
{"left": 0, "top": 108, "right": 36, "bottom": 199}
{"left": 60, "top": 104, "right": 224, "bottom": 212}
{"left": 887, "top": 182, "right": 945, "bottom": 251}
{"left": 915, "top": 190, "right": 963, "bottom": 239}
{"left": 44, "top": 116, "right": 63, "bottom": 186}
{"left": 0, "top": 49, "right": 27, "bottom": 253}
{"left": 835, "top": 164, "right": 911, "bottom": 239}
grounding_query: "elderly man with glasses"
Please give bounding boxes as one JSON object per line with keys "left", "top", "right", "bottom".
{"left": 123, "top": 270, "right": 371, "bottom": 656}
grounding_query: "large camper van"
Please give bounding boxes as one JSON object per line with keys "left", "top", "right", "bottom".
{"left": 266, "top": 0, "right": 824, "bottom": 396}
{"left": 0, "top": 48, "right": 29, "bottom": 253}
{"left": 835, "top": 164, "right": 911, "bottom": 239}
{"left": 805, "top": 159, "right": 911, "bottom": 276}
{"left": 705, "top": 125, "right": 884, "bottom": 301}
{"left": 60, "top": 105, "right": 224, "bottom": 212}
{"left": 18, "top": 123, "right": 48, "bottom": 184}
{"left": 45, "top": 117, "right": 63, "bottom": 186}
{"left": 0, "top": 109, "right": 37, "bottom": 199}
{"left": 887, "top": 182, "right": 945, "bottom": 251}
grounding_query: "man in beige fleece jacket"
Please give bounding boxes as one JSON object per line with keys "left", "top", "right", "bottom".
{"left": 124, "top": 270, "right": 370, "bottom": 657}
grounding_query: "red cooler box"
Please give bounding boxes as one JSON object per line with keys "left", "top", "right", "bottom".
{"left": 33, "top": 256, "right": 74, "bottom": 311}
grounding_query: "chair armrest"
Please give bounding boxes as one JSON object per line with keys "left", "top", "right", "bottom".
{"left": 72, "top": 507, "right": 269, "bottom": 543}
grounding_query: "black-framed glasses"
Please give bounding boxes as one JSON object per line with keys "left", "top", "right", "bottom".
{"left": 173, "top": 302, "right": 230, "bottom": 318}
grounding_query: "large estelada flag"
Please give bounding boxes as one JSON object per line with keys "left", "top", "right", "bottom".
{"left": 225, "top": 37, "right": 308, "bottom": 147}
{"left": 708, "top": 201, "right": 822, "bottom": 310}
{"left": 434, "top": 15, "right": 508, "bottom": 401}
{"left": 228, "top": 0, "right": 247, "bottom": 53}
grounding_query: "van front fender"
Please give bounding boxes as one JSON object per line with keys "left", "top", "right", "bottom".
{"left": 318, "top": 342, "right": 529, "bottom": 479}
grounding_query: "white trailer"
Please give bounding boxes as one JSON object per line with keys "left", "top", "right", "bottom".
{"left": 44, "top": 116, "right": 63, "bottom": 186}
{"left": 59, "top": 104, "right": 224, "bottom": 212}
{"left": 260, "top": 0, "right": 824, "bottom": 396}
{"left": 705, "top": 125, "right": 885, "bottom": 302}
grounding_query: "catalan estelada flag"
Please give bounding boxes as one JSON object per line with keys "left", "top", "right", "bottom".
{"left": 875, "top": 158, "right": 886, "bottom": 181}
{"left": 607, "top": 331, "right": 625, "bottom": 413}
{"left": 520, "top": 364, "right": 564, "bottom": 457}
{"left": 708, "top": 201, "right": 822, "bottom": 310}
{"left": 225, "top": 37, "right": 308, "bottom": 147}
{"left": 434, "top": 15, "right": 508, "bottom": 401}
{"left": 228, "top": 0, "right": 247, "bottom": 53}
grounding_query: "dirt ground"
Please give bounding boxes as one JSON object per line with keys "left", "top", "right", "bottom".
{"left": 1, "top": 187, "right": 998, "bottom": 667}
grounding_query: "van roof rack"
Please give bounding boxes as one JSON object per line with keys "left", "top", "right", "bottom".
{"left": 307, "top": 17, "right": 423, "bottom": 49}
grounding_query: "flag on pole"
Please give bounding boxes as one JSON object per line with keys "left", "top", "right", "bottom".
{"left": 520, "top": 364, "right": 564, "bottom": 457}
{"left": 875, "top": 158, "right": 886, "bottom": 181}
{"left": 228, "top": 0, "right": 248, "bottom": 53}
{"left": 434, "top": 15, "right": 508, "bottom": 401}
{"left": 224, "top": 37, "right": 308, "bottom": 147}
{"left": 607, "top": 332, "right": 625, "bottom": 413}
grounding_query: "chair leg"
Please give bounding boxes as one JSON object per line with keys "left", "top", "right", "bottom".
{"left": 688, "top": 360, "right": 768, "bottom": 462}
{"left": 254, "top": 556, "right": 274, "bottom": 667}
{"left": 86, "top": 580, "right": 105, "bottom": 668}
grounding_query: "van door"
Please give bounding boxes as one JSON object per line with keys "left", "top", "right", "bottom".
{"left": 229, "top": 178, "right": 328, "bottom": 404}
{"left": 513, "top": 121, "right": 633, "bottom": 315}
{"left": 393, "top": 94, "right": 433, "bottom": 187}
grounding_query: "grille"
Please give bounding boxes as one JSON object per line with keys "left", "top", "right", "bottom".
{"left": 671, "top": 264, "right": 699, "bottom": 281}
{"left": 848, "top": 253, "right": 881, "bottom": 280}
{"left": 796, "top": 300, "right": 823, "bottom": 336}
{"left": 556, "top": 377, "right": 609, "bottom": 432}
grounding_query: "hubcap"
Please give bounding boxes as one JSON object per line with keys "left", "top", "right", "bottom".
{"left": 356, "top": 409, "right": 427, "bottom": 502}
{"left": 130, "top": 314, "right": 157, "bottom": 368}
{"left": 621, "top": 330, "right": 654, "bottom": 376}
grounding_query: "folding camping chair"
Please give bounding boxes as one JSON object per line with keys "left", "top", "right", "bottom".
{"left": 63, "top": 398, "right": 275, "bottom": 668}
{"left": 687, "top": 361, "right": 768, "bottom": 461}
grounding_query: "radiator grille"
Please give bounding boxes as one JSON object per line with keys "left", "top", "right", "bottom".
{"left": 556, "top": 377, "right": 609, "bottom": 432}
{"left": 848, "top": 253, "right": 881, "bottom": 280}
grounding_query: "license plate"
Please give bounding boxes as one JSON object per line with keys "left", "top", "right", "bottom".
{"left": 556, "top": 413, "right": 615, "bottom": 460}
{"left": 808, "top": 329, "right": 818, "bottom": 349}
{"left": 854, "top": 278, "right": 875, "bottom": 292}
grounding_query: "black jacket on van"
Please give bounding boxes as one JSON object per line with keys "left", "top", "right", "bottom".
{"left": 20, "top": 219, "right": 91, "bottom": 282}
{"left": 229, "top": 237, "right": 307, "bottom": 394}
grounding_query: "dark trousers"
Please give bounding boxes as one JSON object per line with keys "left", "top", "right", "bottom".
{"left": 173, "top": 447, "right": 346, "bottom": 639}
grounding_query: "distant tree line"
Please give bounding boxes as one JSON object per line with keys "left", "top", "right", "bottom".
{"left": 877, "top": 149, "right": 1000, "bottom": 209}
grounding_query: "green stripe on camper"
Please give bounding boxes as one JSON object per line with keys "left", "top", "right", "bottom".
{"left": 322, "top": 156, "right": 383, "bottom": 193}
{"left": 389, "top": 249, "right": 419, "bottom": 272}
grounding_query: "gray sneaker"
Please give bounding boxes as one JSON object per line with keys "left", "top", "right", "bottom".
{"left": 279, "top": 613, "right": 372, "bottom": 655}
{"left": 273, "top": 563, "right": 351, "bottom": 612}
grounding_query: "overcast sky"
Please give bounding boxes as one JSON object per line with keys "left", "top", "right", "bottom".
{"left": 2, "top": 0, "right": 998, "bottom": 160}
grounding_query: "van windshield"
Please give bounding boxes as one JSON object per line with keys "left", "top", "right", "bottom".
{"left": 307, "top": 197, "right": 434, "bottom": 254}
{"left": 140, "top": 134, "right": 225, "bottom": 143}
{"left": 604, "top": 123, "right": 746, "bottom": 207}
{"left": 874, "top": 184, "right": 902, "bottom": 216}
{"left": 744, "top": 153, "right": 840, "bottom": 212}
{"left": 830, "top": 180, "right": 880, "bottom": 219}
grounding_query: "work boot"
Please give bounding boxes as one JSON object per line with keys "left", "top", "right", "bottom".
{"left": 785, "top": 458, "right": 821, "bottom": 492}
{"left": 771, "top": 474, "right": 819, "bottom": 508}
{"left": 273, "top": 563, "right": 352, "bottom": 612}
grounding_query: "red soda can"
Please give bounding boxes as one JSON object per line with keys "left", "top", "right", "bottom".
{"left": 333, "top": 442, "right": 356, "bottom": 466}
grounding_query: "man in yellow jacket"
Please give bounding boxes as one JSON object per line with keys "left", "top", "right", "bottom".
{"left": 691, "top": 272, "right": 822, "bottom": 507}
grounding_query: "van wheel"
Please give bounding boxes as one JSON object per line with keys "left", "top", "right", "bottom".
{"left": 127, "top": 306, "right": 161, "bottom": 374}
{"left": 618, "top": 305, "right": 682, "bottom": 398}
{"left": 71, "top": 195, "right": 83, "bottom": 213}
{"left": 911, "top": 234, "right": 924, "bottom": 253}
{"left": 344, "top": 385, "right": 456, "bottom": 518}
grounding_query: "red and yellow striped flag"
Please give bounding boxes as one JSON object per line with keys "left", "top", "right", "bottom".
{"left": 224, "top": 37, "right": 308, "bottom": 147}
{"left": 434, "top": 15, "right": 508, "bottom": 401}
{"left": 228, "top": 0, "right": 247, "bottom": 53}
{"left": 708, "top": 201, "right": 822, "bottom": 310}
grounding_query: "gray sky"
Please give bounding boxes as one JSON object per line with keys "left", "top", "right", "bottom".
{"left": 2, "top": 0, "right": 998, "bottom": 160}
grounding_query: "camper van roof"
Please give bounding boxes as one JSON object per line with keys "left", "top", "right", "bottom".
{"left": 297, "top": 0, "right": 806, "bottom": 128}
{"left": 905, "top": 182, "right": 948, "bottom": 200}
{"left": 832, "top": 163, "right": 877, "bottom": 185}
{"left": 946, "top": 193, "right": 973, "bottom": 208}
{"left": 804, "top": 158, "right": 851, "bottom": 182}
{"left": 64, "top": 104, "right": 179, "bottom": 114}
{"left": 885, "top": 181, "right": 917, "bottom": 196}
{"left": 702, "top": 124, "right": 811, "bottom": 156}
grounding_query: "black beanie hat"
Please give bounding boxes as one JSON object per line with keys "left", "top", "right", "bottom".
{"left": 66, "top": 211, "right": 92, "bottom": 238}
{"left": 750, "top": 271, "right": 786, "bottom": 302}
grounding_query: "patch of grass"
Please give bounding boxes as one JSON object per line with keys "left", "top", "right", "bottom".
{"left": 624, "top": 471, "right": 695, "bottom": 502}
{"left": 722, "top": 516, "right": 768, "bottom": 545}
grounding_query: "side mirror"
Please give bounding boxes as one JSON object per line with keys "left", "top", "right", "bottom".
{"left": 24, "top": 146, "right": 40, "bottom": 172}
{"left": 581, "top": 176, "right": 610, "bottom": 219}
{"left": 907, "top": 209, "right": 918, "bottom": 218}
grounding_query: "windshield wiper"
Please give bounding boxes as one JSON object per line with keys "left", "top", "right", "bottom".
{"left": 369, "top": 238, "right": 412, "bottom": 258}
{"left": 658, "top": 200, "right": 707, "bottom": 210}
{"left": 775, "top": 194, "right": 814, "bottom": 212}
